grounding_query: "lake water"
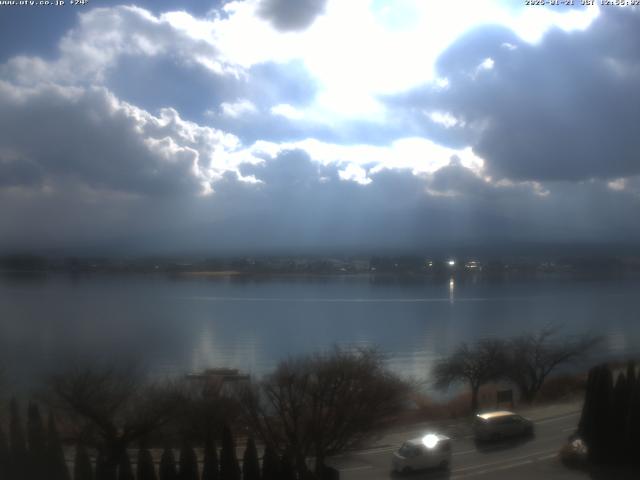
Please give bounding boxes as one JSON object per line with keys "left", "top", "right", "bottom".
{"left": 1, "top": 273, "right": 639, "bottom": 390}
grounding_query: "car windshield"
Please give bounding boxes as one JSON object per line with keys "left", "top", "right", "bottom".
{"left": 399, "top": 443, "right": 420, "bottom": 457}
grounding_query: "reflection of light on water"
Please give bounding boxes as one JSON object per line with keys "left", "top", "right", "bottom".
{"left": 606, "top": 329, "right": 627, "bottom": 353}
{"left": 191, "top": 321, "right": 260, "bottom": 375}
{"left": 449, "top": 277, "right": 455, "bottom": 303}
{"left": 191, "top": 322, "right": 217, "bottom": 372}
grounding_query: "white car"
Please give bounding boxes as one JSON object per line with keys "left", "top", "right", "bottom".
{"left": 391, "top": 433, "right": 452, "bottom": 474}
{"left": 473, "top": 411, "right": 534, "bottom": 442}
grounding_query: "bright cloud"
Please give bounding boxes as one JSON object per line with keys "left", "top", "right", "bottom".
{"left": 244, "top": 136, "right": 485, "bottom": 178}
{"left": 220, "top": 99, "right": 258, "bottom": 118}
{"left": 270, "top": 103, "right": 305, "bottom": 120}
{"left": 160, "top": 0, "right": 600, "bottom": 118}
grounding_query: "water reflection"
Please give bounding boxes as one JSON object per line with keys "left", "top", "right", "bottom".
{"left": 606, "top": 328, "right": 627, "bottom": 354}
{"left": 191, "top": 321, "right": 218, "bottom": 373}
{"left": 449, "top": 277, "right": 455, "bottom": 303}
{"left": 1, "top": 274, "right": 640, "bottom": 388}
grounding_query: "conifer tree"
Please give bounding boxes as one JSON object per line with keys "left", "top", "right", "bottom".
{"left": 74, "top": 444, "right": 94, "bottom": 480}
{"left": 118, "top": 450, "right": 135, "bottom": 480}
{"left": 48, "top": 412, "right": 71, "bottom": 480}
{"left": 627, "top": 372, "right": 640, "bottom": 465}
{"left": 626, "top": 361, "right": 636, "bottom": 386}
{"left": 260, "top": 445, "right": 279, "bottom": 480}
{"left": 578, "top": 365, "right": 599, "bottom": 441}
{"left": 201, "top": 437, "right": 219, "bottom": 480}
{"left": 179, "top": 441, "right": 199, "bottom": 480}
{"left": 95, "top": 449, "right": 115, "bottom": 480}
{"left": 242, "top": 437, "right": 260, "bottom": 480}
{"left": 611, "top": 372, "right": 628, "bottom": 461}
{"left": 27, "top": 402, "right": 47, "bottom": 479}
{"left": 279, "top": 450, "right": 296, "bottom": 480}
{"left": 585, "top": 365, "right": 614, "bottom": 464}
{"left": 159, "top": 446, "right": 178, "bottom": 480}
{"left": 137, "top": 443, "right": 157, "bottom": 480}
{"left": 220, "top": 426, "right": 240, "bottom": 480}
{"left": 0, "top": 423, "right": 10, "bottom": 479}
{"left": 9, "top": 398, "right": 27, "bottom": 479}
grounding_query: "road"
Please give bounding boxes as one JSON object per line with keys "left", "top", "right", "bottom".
{"left": 329, "top": 407, "right": 589, "bottom": 480}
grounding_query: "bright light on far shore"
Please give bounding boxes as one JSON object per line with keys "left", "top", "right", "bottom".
{"left": 422, "top": 434, "right": 439, "bottom": 449}
{"left": 448, "top": 259, "right": 456, "bottom": 267}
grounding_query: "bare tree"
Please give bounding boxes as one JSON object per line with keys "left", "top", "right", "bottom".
{"left": 505, "top": 327, "right": 601, "bottom": 403}
{"left": 238, "top": 347, "right": 409, "bottom": 478}
{"left": 46, "top": 366, "right": 182, "bottom": 478}
{"left": 432, "top": 339, "right": 507, "bottom": 413}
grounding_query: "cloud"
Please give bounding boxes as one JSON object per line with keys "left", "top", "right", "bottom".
{"left": 1, "top": 2, "right": 640, "bottom": 254}
{"left": 390, "top": 8, "right": 640, "bottom": 182}
{"left": 242, "top": 137, "right": 484, "bottom": 176}
{"left": 257, "top": 0, "right": 328, "bottom": 31}
{"left": 0, "top": 82, "right": 239, "bottom": 195}
{"left": 0, "top": 6, "right": 227, "bottom": 88}
{"left": 1, "top": 132, "right": 640, "bottom": 253}
{"left": 3, "top": 70, "right": 636, "bottom": 253}
{"left": 0, "top": 147, "right": 43, "bottom": 188}
{"left": 192, "top": 149, "right": 640, "bottom": 252}
{"left": 0, "top": 4, "right": 325, "bottom": 137}
{"left": 220, "top": 99, "right": 259, "bottom": 118}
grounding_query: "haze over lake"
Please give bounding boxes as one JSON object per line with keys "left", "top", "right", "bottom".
{"left": 1, "top": 273, "right": 638, "bottom": 389}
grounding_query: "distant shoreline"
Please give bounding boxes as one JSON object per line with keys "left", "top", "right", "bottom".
{"left": 2, "top": 268, "right": 639, "bottom": 284}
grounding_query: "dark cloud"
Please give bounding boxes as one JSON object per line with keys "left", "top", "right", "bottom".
{"left": 107, "top": 52, "right": 320, "bottom": 129}
{"left": 192, "top": 150, "right": 640, "bottom": 253}
{"left": 390, "top": 8, "right": 640, "bottom": 182}
{"left": 1, "top": 140, "right": 640, "bottom": 253}
{"left": 0, "top": 84, "right": 209, "bottom": 195}
{"left": 257, "top": 0, "right": 327, "bottom": 31}
{"left": 429, "top": 156, "right": 488, "bottom": 196}
{"left": 107, "top": 55, "right": 241, "bottom": 124}
{"left": 0, "top": 154, "right": 43, "bottom": 188}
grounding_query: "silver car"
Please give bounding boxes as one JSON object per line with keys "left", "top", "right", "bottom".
{"left": 473, "top": 410, "right": 534, "bottom": 442}
{"left": 392, "top": 433, "right": 452, "bottom": 474}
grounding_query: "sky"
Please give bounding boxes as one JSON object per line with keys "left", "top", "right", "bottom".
{"left": 0, "top": 0, "right": 639, "bottom": 255}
